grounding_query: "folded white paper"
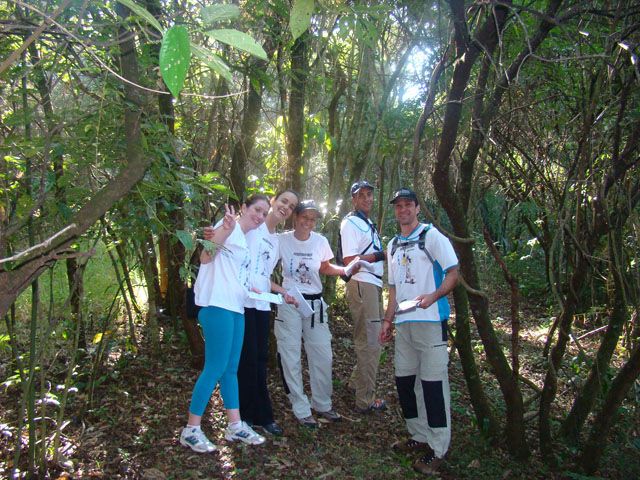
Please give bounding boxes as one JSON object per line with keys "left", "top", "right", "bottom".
{"left": 396, "top": 299, "right": 420, "bottom": 313}
{"left": 248, "top": 291, "right": 284, "bottom": 304}
{"left": 289, "top": 287, "right": 314, "bottom": 317}
{"left": 344, "top": 259, "right": 376, "bottom": 277}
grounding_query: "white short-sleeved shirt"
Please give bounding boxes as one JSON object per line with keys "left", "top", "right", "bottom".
{"left": 340, "top": 212, "right": 384, "bottom": 287}
{"left": 245, "top": 223, "right": 280, "bottom": 311}
{"left": 279, "top": 230, "right": 333, "bottom": 295}
{"left": 194, "top": 221, "right": 250, "bottom": 314}
{"left": 387, "top": 223, "right": 458, "bottom": 324}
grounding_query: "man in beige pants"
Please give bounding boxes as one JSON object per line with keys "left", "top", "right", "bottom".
{"left": 340, "top": 180, "right": 387, "bottom": 413}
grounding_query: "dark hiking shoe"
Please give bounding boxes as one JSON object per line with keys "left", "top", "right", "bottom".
{"left": 260, "top": 422, "right": 284, "bottom": 436}
{"left": 316, "top": 409, "right": 342, "bottom": 422}
{"left": 413, "top": 452, "right": 443, "bottom": 475}
{"left": 355, "top": 398, "right": 387, "bottom": 414}
{"left": 298, "top": 415, "right": 318, "bottom": 429}
{"left": 392, "top": 438, "right": 434, "bottom": 455}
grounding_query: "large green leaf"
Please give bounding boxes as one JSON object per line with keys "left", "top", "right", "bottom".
{"left": 289, "top": 0, "right": 314, "bottom": 41}
{"left": 159, "top": 25, "right": 191, "bottom": 97}
{"left": 191, "top": 44, "right": 232, "bottom": 84}
{"left": 205, "top": 29, "right": 267, "bottom": 61}
{"left": 201, "top": 4, "right": 240, "bottom": 25}
{"left": 116, "top": 0, "right": 163, "bottom": 33}
{"left": 176, "top": 230, "right": 194, "bottom": 250}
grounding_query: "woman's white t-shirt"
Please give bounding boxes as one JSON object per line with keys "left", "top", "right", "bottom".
{"left": 194, "top": 221, "right": 250, "bottom": 314}
{"left": 245, "top": 223, "right": 280, "bottom": 311}
{"left": 279, "top": 230, "right": 333, "bottom": 295}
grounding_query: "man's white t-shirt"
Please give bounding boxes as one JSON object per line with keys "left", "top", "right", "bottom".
{"left": 340, "top": 212, "right": 384, "bottom": 287}
{"left": 279, "top": 231, "right": 333, "bottom": 295}
{"left": 388, "top": 223, "right": 458, "bottom": 324}
{"left": 194, "top": 221, "right": 250, "bottom": 314}
{"left": 245, "top": 223, "right": 280, "bottom": 311}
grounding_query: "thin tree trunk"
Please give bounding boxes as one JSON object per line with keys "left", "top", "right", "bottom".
{"left": 561, "top": 230, "right": 627, "bottom": 442}
{"left": 138, "top": 235, "right": 163, "bottom": 356}
{"left": 579, "top": 342, "right": 640, "bottom": 474}
{"left": 433, "top": 0, "right": 529, "bottom": 459}
{"left": 452, "top": 285, "right": 499, "bottom": 437}
{"left": 285, "top": 33, "right": 308, "bottom": 194}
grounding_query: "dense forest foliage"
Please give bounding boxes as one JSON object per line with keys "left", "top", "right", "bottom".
{"left": 1, "top": 0, "right": 638, "bottom": 478}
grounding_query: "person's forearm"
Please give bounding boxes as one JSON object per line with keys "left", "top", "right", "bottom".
{"left": 434, "top": 267, "right": 459, "bottom": 300}
{"left": 343, "top": 251, "right": 384, "bottom": 265}
{"left": 383, "top": 287, "right": 397, "bottom": 323}
{"left": 270, "top": 281, "right": 287, "bottom": 295}
{"left": 319, "top": 261, "right": 346, "bottom": 276}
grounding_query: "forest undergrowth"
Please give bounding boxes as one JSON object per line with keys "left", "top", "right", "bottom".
{"left": 1, "top": 293, "right": 638, "bottom": 479}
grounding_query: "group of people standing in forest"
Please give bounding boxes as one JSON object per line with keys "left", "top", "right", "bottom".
{"left": 178, "top": 181, "right": 459, "bottom": 475}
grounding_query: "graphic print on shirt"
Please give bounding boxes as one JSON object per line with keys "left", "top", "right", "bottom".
{"left": 295, "top": 260, "right": 312, "bottom": 285}
{"left": 398, "top": 245, "right": 417, "bottom": 285}
{"left": 240, "top": 251, "right": 251, "bottom": 289}
{"left": 257, "top": 237, "right": 275, "bottom": 277}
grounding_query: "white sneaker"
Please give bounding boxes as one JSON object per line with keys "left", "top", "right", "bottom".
{"left": 224, "top": 421, "right": 265, "bottom": 445}
{"left": 179, "top": 426, "right": 217, "bottom": 453}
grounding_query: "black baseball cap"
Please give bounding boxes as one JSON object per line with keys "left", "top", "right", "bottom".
{"left": 350, "top": 180, "right": 374, "bottom": 196}
{"left": 295, "top": 199, "right": 322, "bottom": 217}
{"left": 389, "top": 187, "right": 418, "bottom": 204}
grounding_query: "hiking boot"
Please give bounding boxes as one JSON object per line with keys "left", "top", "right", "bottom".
{"left": 392, "top": 438, "right": 433, "bottom": 455}
{"left": 259, "top": 422, "right": 284, "bottom": 436}
{"left": 413, "top": 452, "right": 444, "bottom": 475}
{"left": 298, "top": 415, "right": 318, "bottom": 429}
{"left": 355, "top": 398, "right": 387, "bottom": 414}
{"left": 179, "top": 426, "right": 217, "bottom": 453}
{"left": 316, "top": 409, "right": 342, "bottom": 422}
{"left": 224, "top": 421, "right": 265, "bottom": 445}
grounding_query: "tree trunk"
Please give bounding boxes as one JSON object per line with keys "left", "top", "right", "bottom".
{"left": 579, "top": 341, "right": 640, "bottom": 474}
{"left": 284, "top": 33, "right": 308, "bottom": 194}
{"left": 28, "top": 41, "right": 85, "bottom": 347}
{"left": 432, "top": 0, "right": 529, "bottom": 459}
{"left": 138, "top": 234, "right": 163, "bottom": 356}
{"left": 451, "top": 285, "right": 499, "bottom": 437}
{"left": 229, "top": 61, "right": 268, "bottom": 201}
{"left": 0, "top": 3, "right": 150, "bottom": 318}
{"left": 560, "top": 230, "right": 627, "bottom": 442}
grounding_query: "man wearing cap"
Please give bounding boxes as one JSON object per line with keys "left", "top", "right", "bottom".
{"left": 340, "top": 180, "right": 387, "bottom": 413}
{"left": 379, "top": 187, "right": 459, "bottom": 475}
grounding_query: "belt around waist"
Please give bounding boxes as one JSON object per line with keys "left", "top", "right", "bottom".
{"left": 302, "top": 293, "right": 322, "bottom": 301}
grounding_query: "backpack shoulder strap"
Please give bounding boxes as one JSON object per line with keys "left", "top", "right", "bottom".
{"left": 417, "top": 224, "right": 435, "bottom": 264}
{"left": 390, "top": 224, "right": 434, "bottom": 264}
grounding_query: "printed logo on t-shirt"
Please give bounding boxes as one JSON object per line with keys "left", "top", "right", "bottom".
{"left": 259, "top": 245, "right": 271, "bottom": 277}
{"left": 295, "top": 260, "right": 312, "bottom": 285}
{"left": 397, "top": 244, "right": 417, "bottom": 285}
{"left": 240, "top": 253, "right": 251, "bottom": 289}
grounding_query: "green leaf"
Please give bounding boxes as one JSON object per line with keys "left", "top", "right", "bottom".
{"left": 201, "top": 4, "right": 240, "bottom": 24}
{"left": 289, "top": 0, "right": 314, "bottom": 41}
{"left": 116, "top": 0, "right": 163, "bottom": 33}
{"left": 160, "top": 25, "right": 191, "bottom": 97}
{"left": 205, "top": 29, "right": 267, "bottom": 61}
{"left": 191, "top": 44, "right": 232, "bottom": 83}
{"left": 176, "top": 229, "right": 194, "bottom": 250}
{"left": 197, "top": 239, "right": 221, "bottom": 256}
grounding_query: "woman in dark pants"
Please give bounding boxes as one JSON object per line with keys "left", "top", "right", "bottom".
{"left": 205, "top": 190, "right": 299, "bottom": 436}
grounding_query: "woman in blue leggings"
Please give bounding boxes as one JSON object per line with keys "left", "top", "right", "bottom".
{"left": 179, "top": 195, "right": 271, "bottom": 453}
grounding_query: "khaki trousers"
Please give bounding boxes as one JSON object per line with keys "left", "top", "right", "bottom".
{"left": 346, "top": 280, "right": 383, "bottom": 409}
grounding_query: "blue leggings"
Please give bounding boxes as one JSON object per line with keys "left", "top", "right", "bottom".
{"left": 189, "top": 306, "right": 245, "bottom": 416}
